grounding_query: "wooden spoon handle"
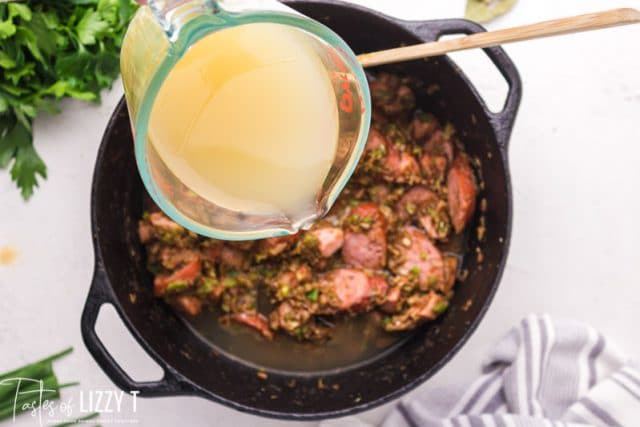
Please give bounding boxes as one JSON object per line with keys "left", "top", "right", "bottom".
{"left": 357, "top": 8, "right": 640, "bottom": 68}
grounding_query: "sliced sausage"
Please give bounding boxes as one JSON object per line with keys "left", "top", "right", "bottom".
{"left": 228, "top": 241, "right": 256, "bottom": 251}
{"left": 321, "top": 268, "right": 388, "bottom": 312}
{"left": 149, "top": 212, "right": 182, "bottom": 232}
{"left": 231, "top": 312, "right": 274, "bottom": 339}
{"left": 364, "top": 129, "right": 421, "bottom": 184}
{"left": 419, "top": 130, "right": 455, "bottom": 182}
{"left": 396, "top": 187, "right": 451, "bottom": 241}
{"left": 138, "top": 220, "right": 154, "bottom": 243}
{"left": 409, "top": 113, "right": 438, "bottom": 142}
{"left": 342, "top": 203, "right": 387, "bottom": 269}
{"left": 384, "top": 292, "right": 445, "bottom": 331}
{"left": 389, "top": 226, "right": 445, "bottom": 291}
{"left": 308, "top": 226, "right": 344, "bottom": 258}
{"left": 158, "top": 247, "right": 199, "bottom": 270}
{"left": 269, "top": 301, "right": 313, "bottom": 333}
{"left": 175, "top": 295, "right": 202, "bottom": 316}
{"left": 266, "top": 262, "right": 312, "bottom": 297}
{"left": 219, "top": 245, "right": 248, "bottom": 270}
{"left": 393, "top": 151, "right": 422, "bottom": 184}
{"left": 154, "top": 258, "right": 201, "bottom": 296}
{"left": 447, "top": 153, "right": 477, "bottom": 233}
{"left": 380, "top": 286, "right": 402, "bottom": 314}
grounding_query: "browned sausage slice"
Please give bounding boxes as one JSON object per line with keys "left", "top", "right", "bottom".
{"left": 307, "top": 226, "right": 344, "bottom": 258}
{"left": 384, "top": 292, "right": 446, "bottom": 331}
{"left": 175, "top": 295, "right": 202, "bottom": 316}
{"left": 342, "top": 203, "right": 387, "bottom": 269}
{"left": 364, "top": 129, "right": 421, "bottom": 184}
{"left": 409, "top": 113, "right": 438, "bottom": 142}
{"left": 396, "top": 187, "right": 451, "bottom": 241}
{"left": 231, "top": 312, "right": 274, "bottom": 339}
{"left": 447, "top": 154, "right": 477, "bottom": 233}
{"left": 321, "top": 268, "right": 388, "bottom": 312}
{"left": 154, "top": 258, "right": 202, "bottom": 296}
{"left": 269, "top": 301, "right": 313, "bottom": 333}
{"left": 219, "top": 245, "right": 247, "bottom": 270}
{"left": 389, "top": 226, "right": 445, "bottom": 291}
{"left": 419, "top": 130, "right": 454, "bottom": 183}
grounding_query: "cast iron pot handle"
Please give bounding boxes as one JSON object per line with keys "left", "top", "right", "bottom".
{"left": 81, "top": 265, "right": 195, "bottom": 397}
{"left": 400, "top": 18, "right": 522, "bottom": 149}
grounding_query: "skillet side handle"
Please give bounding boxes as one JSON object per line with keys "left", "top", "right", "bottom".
{"left": 402, "top": 18, "right": 522, "bottom": 150}
{"left": 81, "top": 266, "right": 193, "bottom": 397}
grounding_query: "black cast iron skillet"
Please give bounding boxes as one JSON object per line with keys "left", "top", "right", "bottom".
{"left": 81, "top": 0, "right": 521, "bottom": 420}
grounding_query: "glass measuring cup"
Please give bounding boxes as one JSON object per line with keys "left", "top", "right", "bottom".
{"left": 120, "top": 0, "right": 371, "bottom": 240}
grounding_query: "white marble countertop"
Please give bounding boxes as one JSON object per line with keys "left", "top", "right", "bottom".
{"left": 1, "top": 0, "right": 639, "bottom": 426}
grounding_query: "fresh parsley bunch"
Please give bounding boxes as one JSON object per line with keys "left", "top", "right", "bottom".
{"left": 0, "top": 0, "right": 137, "bottom": 199}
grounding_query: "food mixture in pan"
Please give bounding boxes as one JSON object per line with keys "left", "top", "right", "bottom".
{"left": 138, "top": 73, "right": 478, "bottom": 343}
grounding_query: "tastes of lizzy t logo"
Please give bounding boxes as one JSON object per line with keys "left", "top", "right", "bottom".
{"left": 0, "top": 377, "right": 140, "bottom": 425}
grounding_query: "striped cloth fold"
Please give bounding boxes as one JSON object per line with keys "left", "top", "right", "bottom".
{"left": 322, "top": 314, "right": 640, "bottom": 427}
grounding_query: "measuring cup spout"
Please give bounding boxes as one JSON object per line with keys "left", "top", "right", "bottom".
{"left": 147, "top": 0, "right": 220, "bottom": 40}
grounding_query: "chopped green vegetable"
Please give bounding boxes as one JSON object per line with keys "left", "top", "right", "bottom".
{"left": 196, "top": 277, "right": 216, "bottom": 296}
{"left": 223, "top": 276, "right": 238, "bottom": 288}
{"left": 302, "top": 233, "right": 319, "bottom": 247}
{"left": 306, "top": 288, "right": 319, "bottom": 302}
{"left": 0, "top": 0, "right": 138, "bottom": 199}
{"left": 443, "top": 122, "right": 455, "bottom": 140}
{"left": 166, "top": 279, "right": 190, "bottom": 293}
{"left": 433, "top": 300, "right": 449, "bottom": 314}
{"left": 0, "top": 348, "right": 94, "bottom": 423}
{"left": 428, "top": 276, "right": 439, "bottom": 286}
{"left": 465, "top": 0, "right": 517, "bottom": 23}
{"left": 409, "top": 266, "right": 421, "bottom": 277}
{"left": 405, "top": 202, "right": 417, "bottom": 215}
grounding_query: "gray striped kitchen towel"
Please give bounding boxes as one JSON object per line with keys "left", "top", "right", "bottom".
{"left": 322, "top": 314, "right": 640, "bottom": 427}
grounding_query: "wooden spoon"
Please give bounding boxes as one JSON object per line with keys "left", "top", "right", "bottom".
{"left": 357, "top": 8, "right": 640, "bottom": 67}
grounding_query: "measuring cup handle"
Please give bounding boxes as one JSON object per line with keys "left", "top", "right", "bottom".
{"left": 399, "top": 18, "right": 522, "bottom": 150}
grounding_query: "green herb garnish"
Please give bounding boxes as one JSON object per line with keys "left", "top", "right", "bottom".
{"left": 166, "top": 279, "right": 190, "bottom": 293}
{"left": 0, "top": 0, "right": 138, "bottom": 199}
{"left": 223, "top": 277, "right": 238, "bottom": 288}
{"left": 306, "top": 288, "right": 319, "bottom": 302}
{"left": 0, "top": 348, "right": 97, "bottom": 423}
{"left": 433, "top": 300, "right": 449, "bottom": 314}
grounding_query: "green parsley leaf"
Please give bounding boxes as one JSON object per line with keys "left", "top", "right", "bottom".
{"left": 76, "top": 9, "right": 110, "bottom": 45}
{"left": 0, "top": 0, "right": 137, "bottom": 199}
{"left": 0, "top": 50, "right": 16, "bottom": 69}
{"left": 2, "top": 120, "right": 47, "bottom": 199}
{"left": 8, "top": 4, "right": 32, "bottom": 22}
{"left": 0, "top": 20, "right": 17, "bottom": 39}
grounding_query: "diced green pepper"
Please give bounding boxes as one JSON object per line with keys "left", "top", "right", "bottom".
{"left": 433, "top": 300, "right": 449, "bottom": 314}
{"left": 306, "top": 288, "right": 319, "bottom": 302}
{"left": 166, "top": 280, "right": 190, "bottom": 293}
